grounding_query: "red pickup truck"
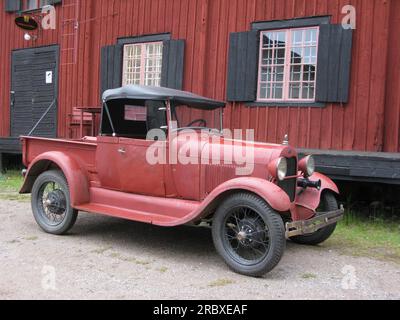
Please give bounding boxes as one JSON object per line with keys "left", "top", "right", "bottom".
{"left": 20, "top": 85, "right": 343, "bottom": 277}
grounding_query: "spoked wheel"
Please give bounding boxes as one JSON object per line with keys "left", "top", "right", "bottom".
{"left": 31, "top": 170, "right": 78, "bottom": 235}
{"left": 224, "top": 207, "right": 271, "bottom": 265}
{"left": 212, "top": 193, "right": 286, "bottom": 277}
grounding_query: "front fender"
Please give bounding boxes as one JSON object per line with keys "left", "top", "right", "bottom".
{"left": 20, "top": 151, "right": 90, "bottom": 207}
{"left": 207, "top": 177, "right": 292, "bottom": 212}
{"left": 296, "top": 172, "right": 339, "bottom": 211}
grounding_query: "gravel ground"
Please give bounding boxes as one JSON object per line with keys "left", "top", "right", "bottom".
{"left": 0, "top": 200, "right": 399, "bottom": 300}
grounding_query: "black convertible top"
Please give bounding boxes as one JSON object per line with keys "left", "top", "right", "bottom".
{"left": 102, "top": 85, "right": 225, "bottom": 109}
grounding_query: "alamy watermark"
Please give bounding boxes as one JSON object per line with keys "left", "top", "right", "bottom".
{"left": 41, "top": 265, "right": 57, "bottom": 291}
{"left": 341, "top": 265, "right": 358, "bottom": 290}
{"left": 146, "top": 124, "right": 256, "bottom": 176}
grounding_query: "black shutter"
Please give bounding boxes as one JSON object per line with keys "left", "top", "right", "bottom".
{"left": 5, "top": 0, "right": 21, "bottom": 12}
{"left": 316, "top": 24, "right": 353, "bottom": 103}
{"left": 227, "top": 31, "right": 259, "bottom": 102}
{"left": 161, "top": 40, "right": 185, "bottom": 90}
{"left": 100, "top": 44, "right": 123, "bottom": 100}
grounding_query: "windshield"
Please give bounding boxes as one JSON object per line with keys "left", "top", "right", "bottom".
{"left": 171, "top": 104, "right": 223, "bottom": 132}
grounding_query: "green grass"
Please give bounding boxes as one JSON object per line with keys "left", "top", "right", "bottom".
{"left": 0, "top": 170, "right": 29, "bottom": 201}
{"left": 325, "top": 210, "right": 400, "bottom": 264}
{"left": 301, "top": 273, "right": 317, "bottom": 279}
{"left": 208, "top": 279, "right": 235, "bottom": 288}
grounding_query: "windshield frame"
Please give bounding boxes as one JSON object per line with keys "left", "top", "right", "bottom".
{"left": 168, "top": 101, "right": 224, "bottom": 133}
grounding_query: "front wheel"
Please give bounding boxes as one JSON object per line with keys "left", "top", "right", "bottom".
{"left": 290, "top": 192, "right": 338, "bottom": 245}
{"left": 31, "top": 170, "right": 78, "bottom": 235}
{"left": 212, "top": 193, "right": 286, "bottom": 277}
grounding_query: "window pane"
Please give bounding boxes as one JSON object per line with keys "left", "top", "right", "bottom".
{"left": 262, "top": 33, "right": 274, "bottom": 48}
{"left": 302, "top": 83, "right": 315, "bottom": 100}
{"left": 261, "top": 67, "right": 272, "bottom": 82}
{"left": 271, "top": 83, "right": 283, "bottom": 99}
{"left": 276, "top": 32, "right": 286, "bottom": 47}
{"left": 291, "top": 47, "right": 302, "bottom": 64}
{"left": 274, "top": 66, "right": 284, "bottom": 82}
{"left": 292, "top": 30, "right": 303, "bottom": 45}
{"left": 40, "top": 0, "right": 52, "bottom": 6}
{"left": 290, "top": 65, "right": 301, "bottom": 81}
{"left": 289, "top": 83, "right": 301, "bottom": 99}
{"left": 27, "top": 0, "right": 38, "bottom": 9}
{"left": 274, "top": 48, "right": 285, "bottom": 65}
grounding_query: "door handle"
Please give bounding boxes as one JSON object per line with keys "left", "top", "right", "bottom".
{"left": 118, "top": 147, "right": 126, "bottom": 154}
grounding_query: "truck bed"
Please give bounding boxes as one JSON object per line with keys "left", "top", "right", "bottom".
{"left": 21, "top": 136, "right": 97, "bottom": 169}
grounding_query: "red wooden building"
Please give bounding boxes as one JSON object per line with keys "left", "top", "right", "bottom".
{"left": 0, "top": 0, "right": 399, "bottom": 184}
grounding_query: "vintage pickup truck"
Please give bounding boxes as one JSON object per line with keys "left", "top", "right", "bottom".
{"left": 20, "top": 85, "right": 343, "bottom": 277}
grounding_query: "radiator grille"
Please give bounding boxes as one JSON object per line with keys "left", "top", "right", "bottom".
{"left": 278, "top": 157, "right": 297, "bottom": 202}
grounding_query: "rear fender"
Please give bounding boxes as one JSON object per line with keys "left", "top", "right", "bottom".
{"left": 296, "top": 172, "right": 339, "bottom": 211}
{"left": 20, "top": 152, "right": 90, "bottom": 206}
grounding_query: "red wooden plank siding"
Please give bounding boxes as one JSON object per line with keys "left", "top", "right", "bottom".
{"left": 0, "top": 0, "right": 398, "bottom": 152}
{"left": 384, "top": 0, "right": 400, "bottom": 153}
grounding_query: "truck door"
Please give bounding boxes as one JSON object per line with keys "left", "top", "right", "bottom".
{"left": 96, "top": 100, "right": 167, "bottom": 197}
{"left": 118, "top": 101, "right": 167, "bottom": 197}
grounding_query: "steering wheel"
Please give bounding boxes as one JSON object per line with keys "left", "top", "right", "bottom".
{"left": 187, "top": 119, "right": 207, "bottom": 127}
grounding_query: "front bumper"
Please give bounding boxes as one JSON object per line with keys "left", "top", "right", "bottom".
{"left": 285, "top": 205, "right": 344, "bottom": 238}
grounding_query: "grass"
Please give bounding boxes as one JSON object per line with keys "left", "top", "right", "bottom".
{"left": 0, "top": 170, "right": 29, "bottom": 202}
{"left": 157, "top": 267, "right": 168, "bottom": 273}
{"left": 301, "top": 273, "right": 317, "bottom": 279}
{"left": 208, "top": 279, "right": 235, "bottom": 288}
{"left": 325, "top": 209, "right": 400, "bottom": 264}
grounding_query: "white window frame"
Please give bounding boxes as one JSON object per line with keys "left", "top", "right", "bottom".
{"left": 257, "top": 26, "right": 320, "bottom": 102}
{"left": 122, "top": 41, "right": 163, "bottom": 87}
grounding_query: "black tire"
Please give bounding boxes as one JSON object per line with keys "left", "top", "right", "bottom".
{"left": 290, "top": 192, "right": 338, "bottom": 245}
{"left": 31, "top": 170, "right": 78, "bottom": 235}
{"left": 212, "top": 193, "right": 286, "bottom": 277}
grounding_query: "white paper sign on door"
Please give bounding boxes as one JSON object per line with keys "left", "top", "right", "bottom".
{"left": 46, "top": 71, "right": 53, "bottom": 84}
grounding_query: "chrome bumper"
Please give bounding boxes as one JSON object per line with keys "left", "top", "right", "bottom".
{"left": 285, "top": 205, "right": 344, "bottom": 238}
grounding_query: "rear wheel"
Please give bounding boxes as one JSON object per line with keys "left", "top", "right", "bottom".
{"left": 31, "top": 170, "right": 78, "bottom": 235}
{"left": 290, "top": 192, "right": 338, "bottom": 245}
{"left": 212, "top": 193, "right": 286, "bottom": 277}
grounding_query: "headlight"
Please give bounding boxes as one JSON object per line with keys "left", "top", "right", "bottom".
{"left": 276, "top": 157, "right": 288, "bottom": 181}
{"left": 268, "top": 157, "right": 288, "bottom": 181}
{"left": 299, "top": 155, "right": 315, "bottom": 177}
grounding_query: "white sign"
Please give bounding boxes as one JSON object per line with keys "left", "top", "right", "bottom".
{"left": 46, "top": 71, "right": 53, "bottom": 84}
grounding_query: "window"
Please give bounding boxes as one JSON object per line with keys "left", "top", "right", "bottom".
{"left": 257, "top": 27, "right": 319, "bottom": 102}
{"left": 23, "top": 0, "right": 53, "bottom": 10}
{"left": 122, "top": 42, "right": 163, "bottom": 87}
{"left": 125, "top": 105, "right": 147, "bottom": 121}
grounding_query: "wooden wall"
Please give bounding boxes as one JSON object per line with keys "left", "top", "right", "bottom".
{"left": 0, "top": 0, "right": 399, "bottom": 152}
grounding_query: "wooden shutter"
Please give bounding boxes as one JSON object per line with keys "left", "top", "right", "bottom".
{"left": 316, "top": 24, "right": 353, "bottom": 103}
{"left": 226, "top": 31, "right": 259, "bottom": 102}
{"left": 161, "top": 40, "right": 185, "bottom": 90}
{"left": 5, "top": 0, "right": 21, "bottom": 12}
{"left": 100, "top": 44, "right": 123, "bottom": 100}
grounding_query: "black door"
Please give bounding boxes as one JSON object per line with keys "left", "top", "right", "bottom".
{"left": 10, "top": 46, "right": 59, "bottom": 138}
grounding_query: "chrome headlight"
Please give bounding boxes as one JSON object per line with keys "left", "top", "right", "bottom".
{"left": 276, "top": 157, "right": 288, "bottom": 181}
{"left": 299, "top": 155, "right": 315, "bottom": 177}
